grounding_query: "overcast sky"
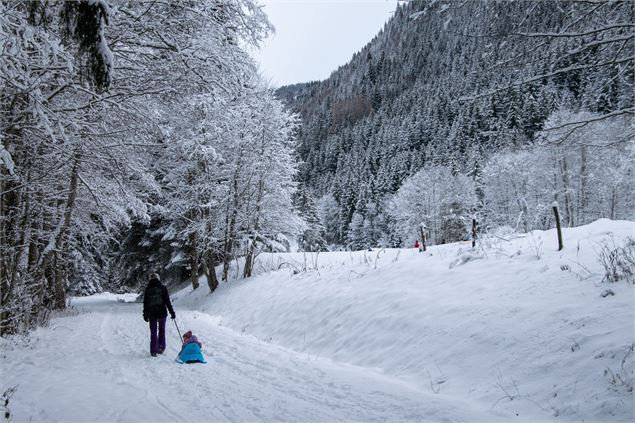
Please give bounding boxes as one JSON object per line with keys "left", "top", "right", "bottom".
{"left": 252, "top": 0, "right": 399, "bottom": 87}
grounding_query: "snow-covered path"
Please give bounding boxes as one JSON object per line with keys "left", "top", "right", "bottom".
{"left": 1, "top": 296, "right": 510, "bottom": 423}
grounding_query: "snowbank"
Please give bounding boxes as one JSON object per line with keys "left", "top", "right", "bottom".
{"left": 175, "top": 219, "right": 635, "bottom": 422}
{"left": 72, "top": 292, "right": 139, "bottom": 305}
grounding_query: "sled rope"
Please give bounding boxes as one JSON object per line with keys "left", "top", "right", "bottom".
{"left": 173, "top": 318, "right": 182, "bottom": 341}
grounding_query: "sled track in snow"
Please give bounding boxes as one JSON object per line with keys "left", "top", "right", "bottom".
{"left": 0, "top": 298, "right": 514, "bottom": 423}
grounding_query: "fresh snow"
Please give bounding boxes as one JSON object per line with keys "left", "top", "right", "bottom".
{"left": 1, "top": 219, "right": 634, "bottom": 423}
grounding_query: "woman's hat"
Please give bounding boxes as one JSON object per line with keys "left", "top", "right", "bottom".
{"left": 149, "top": 272, "right": 160, "bottom": 281}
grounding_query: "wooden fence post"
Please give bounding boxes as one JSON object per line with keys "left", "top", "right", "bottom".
{"left": 419, "top": 223, "right": 427, "bottom": 252}
{"left": 552, "top": 202, "right": 563, "bottom": 251}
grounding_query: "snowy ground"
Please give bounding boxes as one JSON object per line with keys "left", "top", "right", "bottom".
{"left": 1, "top": 219, "right": 633, "bottom": 422}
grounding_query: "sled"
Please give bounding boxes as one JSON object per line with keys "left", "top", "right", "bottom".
{"left": 176, "top": 342, "right": 207, "bottom": 364}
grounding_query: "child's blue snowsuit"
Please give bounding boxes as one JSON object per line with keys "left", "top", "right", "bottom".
{"left": 176, "top": 342, "right": 206, "bottom": 364}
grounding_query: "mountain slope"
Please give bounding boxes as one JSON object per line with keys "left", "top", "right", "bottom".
{"left": 277, "top": 1, "right": 634, "bottom": 246}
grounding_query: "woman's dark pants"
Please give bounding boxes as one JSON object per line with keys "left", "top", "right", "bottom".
{"left": 149, "top": 317, "right": 166, "bottom": 354}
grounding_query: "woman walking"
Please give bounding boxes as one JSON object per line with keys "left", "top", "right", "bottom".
{"left": 142, "top": 273, "right": 176, "bottom": 357}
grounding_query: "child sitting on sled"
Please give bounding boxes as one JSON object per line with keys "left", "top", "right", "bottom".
{"left": 177, "top": 330, "right": 206, "bottom": 364}
{"left": 182, "top": 331, "right": 202, "bottom": 348}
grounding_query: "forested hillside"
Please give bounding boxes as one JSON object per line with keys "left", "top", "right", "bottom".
{"left": 279, "top": 0, "right": 634, "bottom": 249}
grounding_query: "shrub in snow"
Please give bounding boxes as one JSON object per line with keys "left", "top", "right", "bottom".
{"left": 448, "top": 252, "right": 484, "bottom": 269}
{"left": 597, "top": 236, "right": 635, "bottom": 284}
{"left": 490, "top": 225, "right": 518, "bottom": 241}
{"left": 600, "top": 289, "right": 615, "bottom": 298}
{"left": 528, "top": 232, "right": 544, "bottom": 260}
{"left": 604, "top": 344, "right": 634, "bottom": 394}
{"left": 2, "top": 386, "right": 17, "bottom": 422}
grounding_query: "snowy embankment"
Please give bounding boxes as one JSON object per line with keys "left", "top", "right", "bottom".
{"left": 1, "top": 219, "right": 633, "bottom": 423}
{"left": 175, "top": 219, "right": 635, "bottom": 422}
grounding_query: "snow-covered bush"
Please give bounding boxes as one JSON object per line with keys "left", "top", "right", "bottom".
{"left": 604, "top": 344, "right": 634, "bottom": 394}
{"left": 597, "top": 237, "right": 635, "bottom": 284}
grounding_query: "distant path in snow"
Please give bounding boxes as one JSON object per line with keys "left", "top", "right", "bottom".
{"left": 1, "top": 296, "right": 514, "bottom": 423}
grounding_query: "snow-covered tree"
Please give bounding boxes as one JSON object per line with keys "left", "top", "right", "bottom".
{"left": 317, "top": 193, "right": 341, "bottom": 247}
{"left": 294, "top": 186, "right": 327, "bottom": 252}
{"left": 0, "top": 0, "right": 287, "bottom": 334}
{"left": 482, "top": 111, "right": 634, "bottom": 232}
{"left": 389, "top": 166, "right": 477, "bottom": 246}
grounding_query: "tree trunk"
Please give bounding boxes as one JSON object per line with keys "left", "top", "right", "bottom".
{"left": 51, "top": 150, "right": 81, "bottom": 309}
{"left": 7, "top": 187, "right": 30, "bottom": 314}
{"left": 53, "top": 252, "right": 66, "bottom": 309}
{"left": 202, "top": 220, "right": 219, "bottom": 293}
{"left": 243, "top": 238, "right": 256, "bottom": 278}
{"left": 1, "top": 180, "right": 24, "bottom": 334}
{"left": 519, "top": 197, "right": 529, "bottom": 232}
{"left": 560, "top": 156, "right": 574, "bottom": 227}
{"left": 204, "top": 250, "right": 219, "bottom": 293}
{"left": 222, "top": 165, "right": 242, "bottom": 281}
{"left": 222, "top": 212, "right": 236, "bottom": 281}
{"left": 610, "top": 187, "right": 618, "bottom": 219}
{"left": 189, "top": 231, "right": 199, "bottom": 290}
{"left": 243, "top": 174, "right": 264, "bottom": 279}
{"left": 552, "top": 204, "right": 563, "bottom": 251}
{"left": 578, "top": 146, "right": 588, "bottom": 224}
{"left": 0, "top": 96, "right": 31, "bottom": 334}
{"left": 418, "top": 225, "right": 427, "bottom": 252}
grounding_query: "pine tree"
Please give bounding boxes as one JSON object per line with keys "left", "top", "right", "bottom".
{"left": 294, "top": 186, "right": 327, "bottom": 252}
